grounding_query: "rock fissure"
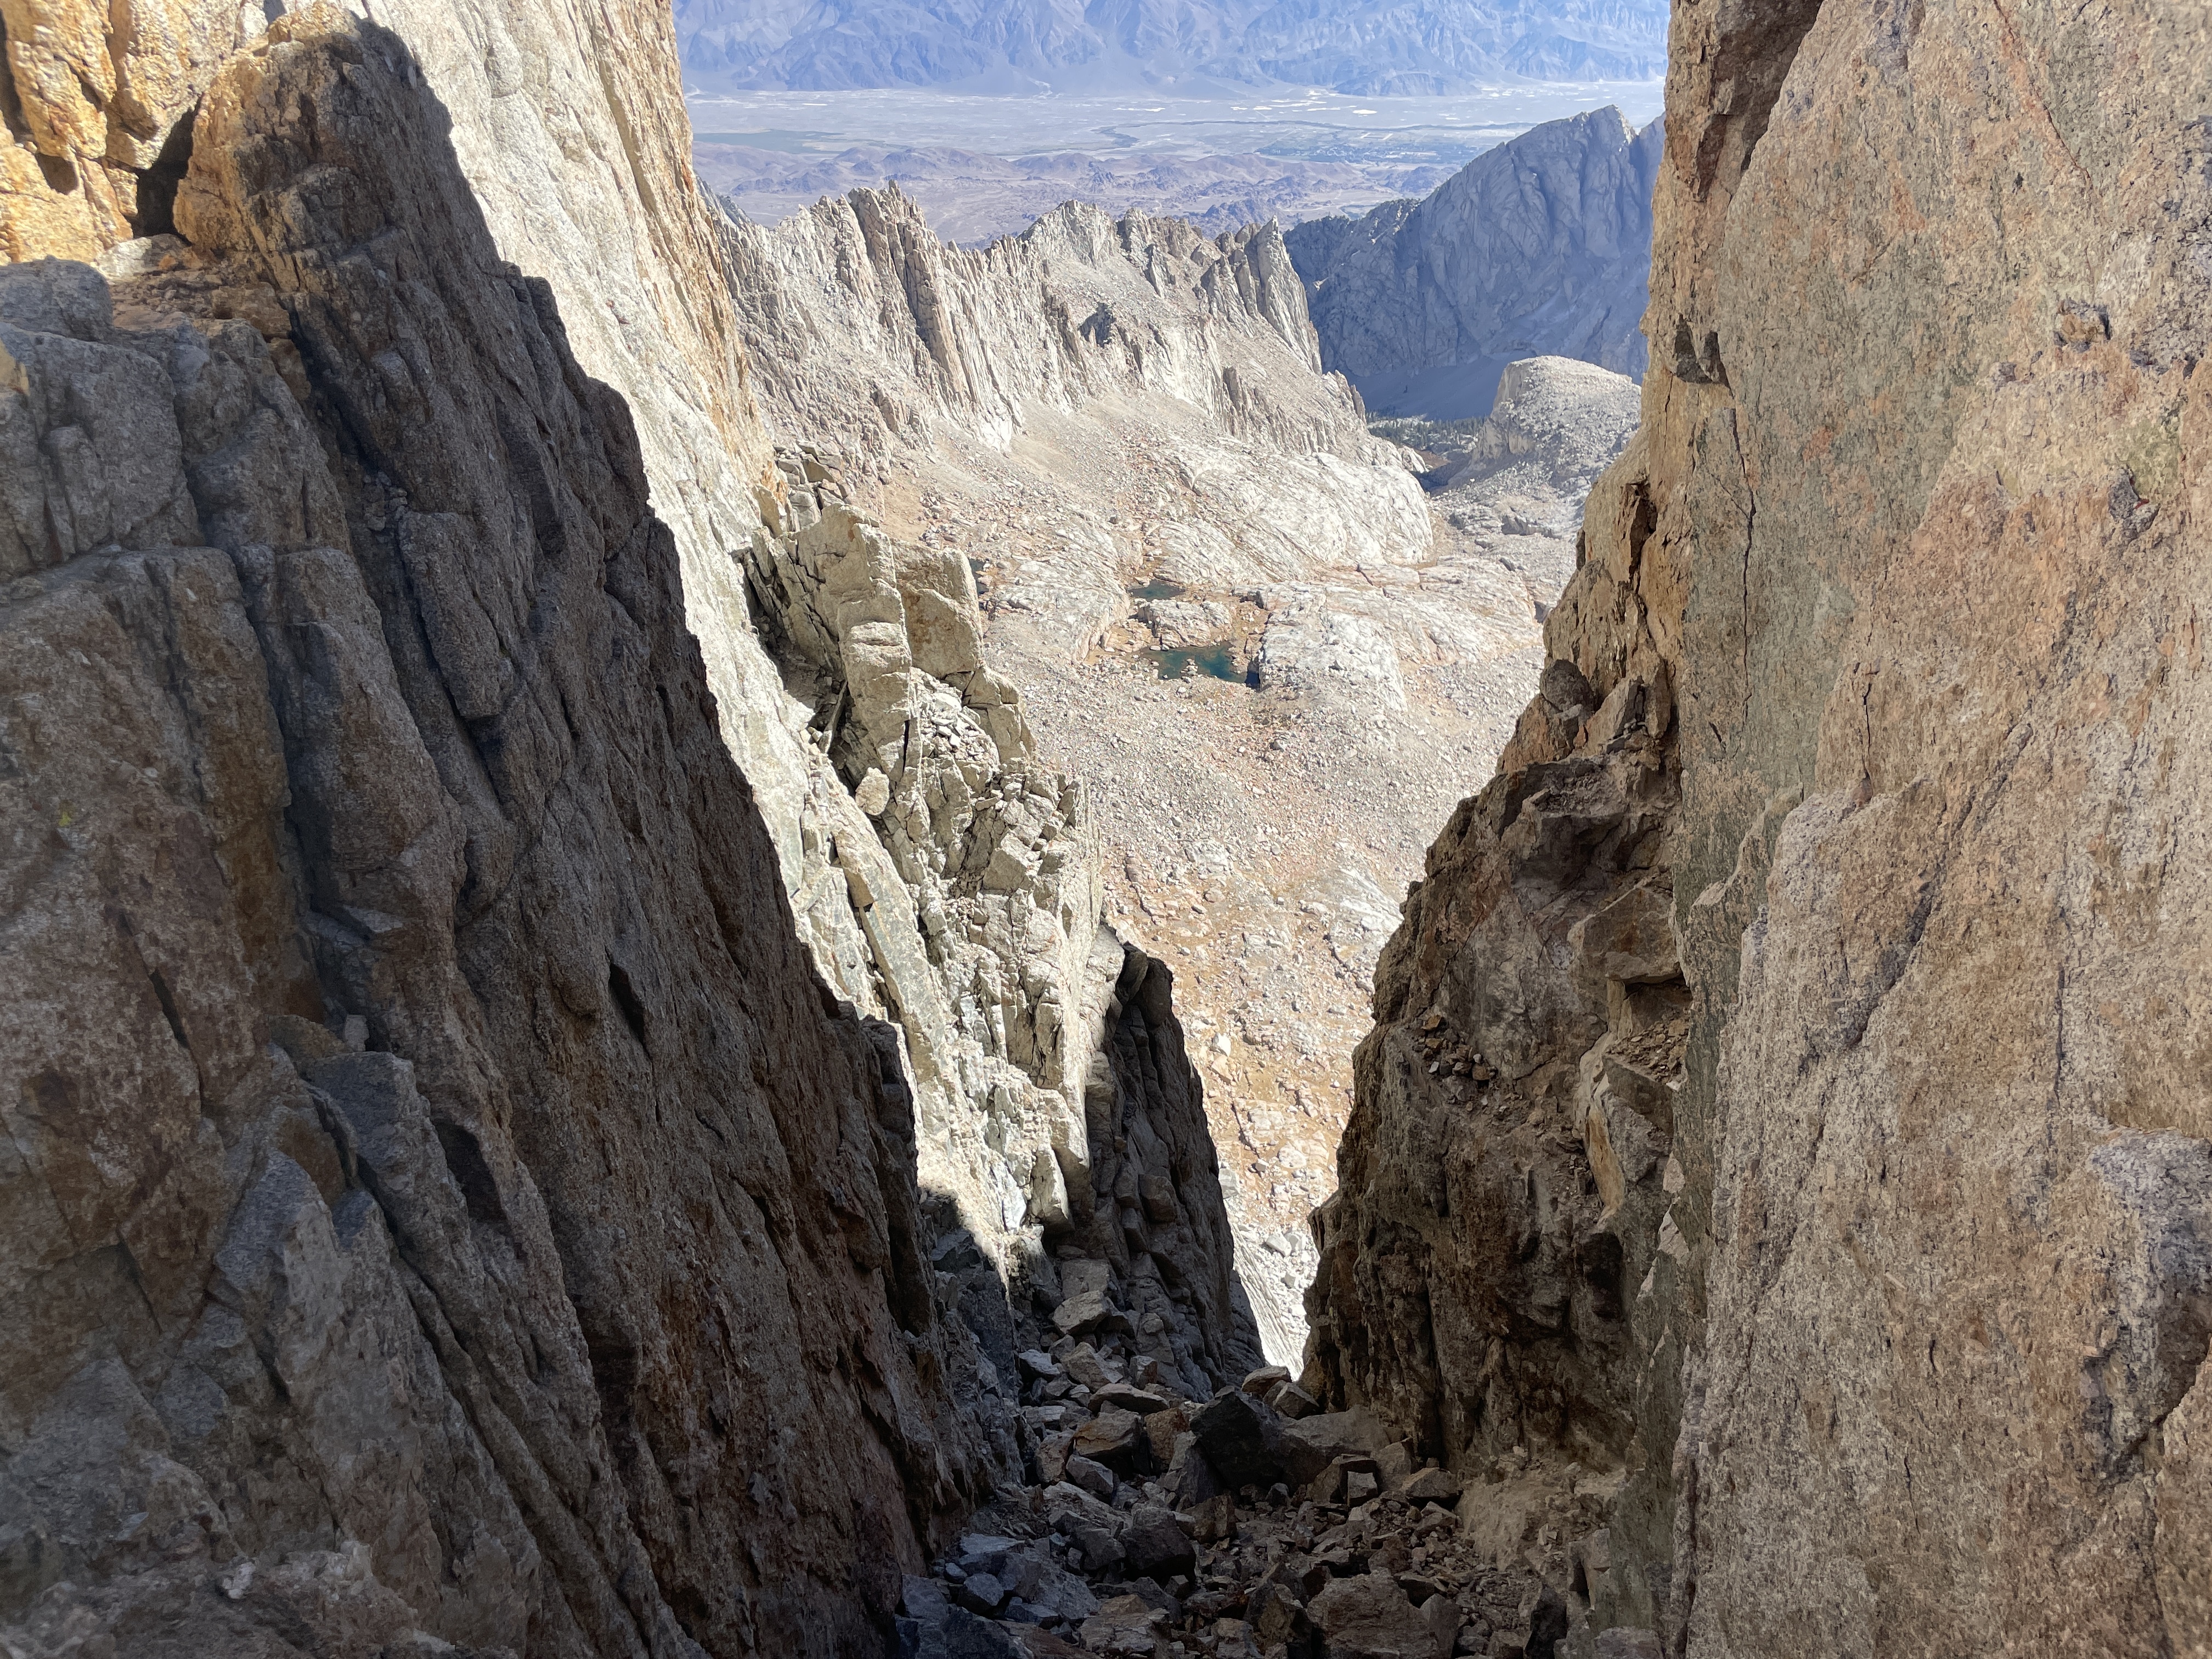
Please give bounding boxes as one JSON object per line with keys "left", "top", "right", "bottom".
{"left": 9, "top": 1, "right": 2212, "bottom": 1656}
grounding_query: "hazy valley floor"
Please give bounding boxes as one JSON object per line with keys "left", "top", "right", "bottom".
{"left": 693, "top": 86, "right": 1663, "bottom": 242}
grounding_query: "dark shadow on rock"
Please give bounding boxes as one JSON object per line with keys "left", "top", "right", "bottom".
{"left": 0, "top": 12, "right": 1002, "bottom": 1656}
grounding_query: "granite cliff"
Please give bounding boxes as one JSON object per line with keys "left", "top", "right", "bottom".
{"left": 1307, "top": 2, "right": 2212, "bottom": 1655}
{"left": 1286, "top": 109, "right": 1662, "bottom": 417}
{"left": 0, "top": 0, "right": 1263, "bottom": 1651}
{"left": 0, "top": 12, "right": 991, "bottom": 1649}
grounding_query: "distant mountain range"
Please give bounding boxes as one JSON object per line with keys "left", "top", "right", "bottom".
{"left": 673, "top": 1, "right": 1670, "bottom": 95}
{"left": 1286, "top": 106, "right": 1661, "bottom": 419}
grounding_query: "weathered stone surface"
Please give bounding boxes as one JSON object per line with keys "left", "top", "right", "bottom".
{"left": 956, "top": 1572, "right": 1011, "bottom": 1615}
{"left": 1073, "top": 1408, "right": 1146, "bottom": 1473}
{"left": 1310, "top": 1571, "right": 1440, "bottom": 1659}
{"left": 1191, "top": 1387, "right": 1289, "bottom": 1491}
{"left": 1063, "top": 1454, "right": 1117, "bottom": 1502}
{"left": 1401, "top": 1468, "right": 1464, "bottom": 1504}
{"left": 1279, "top": 1407, "right": 1393, "bottom": 1482}
{"left": 1310, "top": 1, "right": 2212, "bottom": 1656}
{"left": 1120, "top": 1504, "right": 1197, "bottom": 1582}
{"left": 1267, "top": 1380, "right": 1322, "bottom": 1419}
{"left": 0, "top": 11, "right": 994, "bottom": 1653}
{"left": 1080, "top": 1594, "right": 1171, "bottom": 1657}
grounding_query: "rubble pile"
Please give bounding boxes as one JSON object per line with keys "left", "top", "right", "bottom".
{"left": 899, "top": 1361, "right": 1663, "bottom": 1659}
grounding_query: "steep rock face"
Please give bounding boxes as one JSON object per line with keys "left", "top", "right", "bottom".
{"left": 1310, "top": 2, "right": 2212, "bottom": 1655}
{"left": 0, "top": 0, "right": 774, "bottom": 570}
{"left": 1, "top": 13, "right": 1000, "bottom": 1655}
{"left": 742, "top": 452, "right": 1263, "bottom": 1398}
{"left": 1302, "top": 645, "right": 1684, "bottom": 1643}
{"left": 1, "top": 0, "right": 937, "bottom": 1066}
{"left": 1286, "top": 109, "right": 1662, "bottom": 410}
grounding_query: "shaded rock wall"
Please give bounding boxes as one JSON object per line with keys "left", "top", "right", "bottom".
{"left": 0, "top": 12, "right": 1001, "bottom": 1655}
{"left": 1285, "top": 108, "right": 1663, "bottom": 392}
{"left": 1309, "top": 2, "right": 2212, "bottom": 1655}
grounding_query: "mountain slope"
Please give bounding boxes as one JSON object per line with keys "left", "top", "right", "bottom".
{"left": 673, "top": 0, "right": 1669, "bottom": 94}
{"left": 1286, "top": 105, "right": 1662, "bottom": 416}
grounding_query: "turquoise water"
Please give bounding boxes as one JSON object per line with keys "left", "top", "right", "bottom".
{"left": 1128, "top": 576, "right": 1186, "bottom": 601}
{"left": 1142, "top": 644, "right": 1243, "bottom": 684}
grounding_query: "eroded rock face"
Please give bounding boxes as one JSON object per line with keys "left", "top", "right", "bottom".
{"left": 0, "top": 14, "right": 1000, "bottom": 1654}
{"left": 1311, "top": 2, "right": 2212, "bottom": 1656}
{"left": 741, "top": 450, "right": 1264, "bottom": 1402}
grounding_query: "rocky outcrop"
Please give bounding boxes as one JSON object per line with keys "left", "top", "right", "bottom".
{"left": 1309, "top": 2, "right": 2212, "bottom": 1656}
{"left": 742, "top": 450, "right": 1263, "bottom": 1400}
{"left": 0, "top": 12, "right": 1002, "bottom": 1652}
{"left": 0, "top": 0, "right": 775, "bottom": 567}
{"left": 1286, "top": 109, "right": 1662, "bottom": 412}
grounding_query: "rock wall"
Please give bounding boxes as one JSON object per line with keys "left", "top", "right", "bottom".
{"left": 742, "top": 451, "right": 1263, "bottom": 1400}
{"left": 1308, "top": 2, "right": 2212, "bottom": 1656}
{"left": 0, "top": 1, "right": 1271, "bottom": 1654}
{"left": 1285, "top": 108, "right": 1662, "bottom": 403}
{"left": 0, "top": 11, "right": 1006, "bottom": 1653}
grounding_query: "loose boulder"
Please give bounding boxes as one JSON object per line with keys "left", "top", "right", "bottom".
{"left": 1075, "top": 1406, "right": 1150, "bottom": 1473}
{"left": 1279, "top": 1407, "right": 1391, "bottom": 1486}
{"left": 1310, "top": 1572, "right": 1442, "bottom": 1659}
{"left": 1122, "top": 1504, "right": 1198, "bottom": 1581}
{"left": 1192, "top": 1387, "right": 1289, "bottom": 1489}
